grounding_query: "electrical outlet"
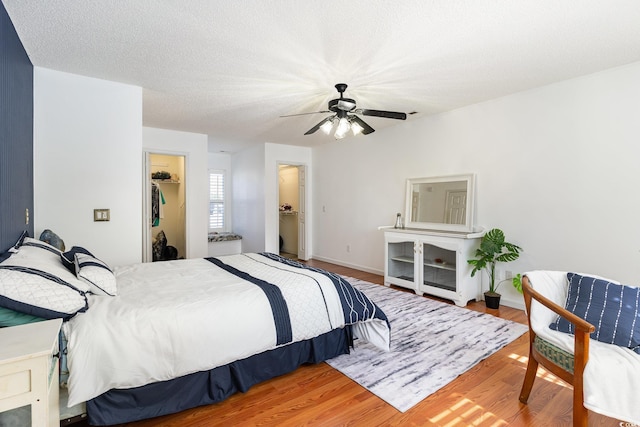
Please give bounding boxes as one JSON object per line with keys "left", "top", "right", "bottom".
{"left": 505, "top": 270, "right": 513, "bottom": 280}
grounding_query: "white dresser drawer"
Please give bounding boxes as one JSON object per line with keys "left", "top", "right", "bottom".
{"left": 0, "top": 369, "right": 31, "bottom": 399}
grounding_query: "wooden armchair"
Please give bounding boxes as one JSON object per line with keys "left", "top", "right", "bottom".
{"left": 519, "top": 274, "right": 594, "bottom": 427}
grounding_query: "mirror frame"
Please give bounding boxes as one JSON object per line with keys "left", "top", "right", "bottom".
{"left": 404, "top": 173, "right": 476, "bottom": 233}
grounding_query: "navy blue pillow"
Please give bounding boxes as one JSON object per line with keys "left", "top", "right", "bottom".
{"left": 550, "top": 273, "right": 640, "bottom": 354}
{"left": 61, "top": 246, "right": 94, "bottom": 274}
{"left": 0, "top": 230, "right": 30, "bottom": 262}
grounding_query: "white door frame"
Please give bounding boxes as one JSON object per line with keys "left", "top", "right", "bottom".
{"left": 276, "top": 162, "right": 308, "bottom": 260}
{"left": 297, "top": 165, "right": 307, "bottom": 260}
{"left": 142, "top": 150, "right": 189, "bottom": 262}
{"left": 142, "top": 152, "right": 152, "bottom": 262}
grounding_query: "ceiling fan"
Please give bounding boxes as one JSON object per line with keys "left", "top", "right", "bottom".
{"left": 281, "top": 83, "right": 407, "bottom": 139}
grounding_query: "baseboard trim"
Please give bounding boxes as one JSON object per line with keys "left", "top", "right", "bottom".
{"left": 490, "top": 297, "right": 525, "bottom": 311}
{"left": 310, "top": 255, "right": 383, "bottom": 276}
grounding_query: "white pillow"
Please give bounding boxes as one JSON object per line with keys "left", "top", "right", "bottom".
{"left": 18, "top": 237, "right": 61, "bottom": 255}
{"left": 6, "top": 238, "right": 90, "bottom": 293}
{"left": 75, "top": 252, "right": 117, "bottom": 296}
{"left": 0, "top": 264, "right": 88, "bottom": 319}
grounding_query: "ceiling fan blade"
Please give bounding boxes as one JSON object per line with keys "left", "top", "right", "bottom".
{"left": 304, "top": 116, "right": 334, "bottom": 135}
{"left": 350, "top": 115, "right": 375, "bottom": 135}
{"left": 280, "top": 110, "right": 330, "bottom": 118}
{"left": 357, "top": 109, "right": 407, "bottom": 120}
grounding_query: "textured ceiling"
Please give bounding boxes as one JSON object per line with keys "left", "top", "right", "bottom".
{"left": 4, "top": 0, "right": 640, "bottom": 152}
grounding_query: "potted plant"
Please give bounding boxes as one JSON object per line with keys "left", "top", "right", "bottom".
{"left": 467, "top": 228, "right": 522, "bottom": 309}
{"left": 512, "top": 273, "right": 523, "bottom": 293}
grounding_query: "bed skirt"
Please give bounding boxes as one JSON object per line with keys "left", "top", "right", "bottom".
{"left": 86, "top": 326, "right": 353, "bottom": 425}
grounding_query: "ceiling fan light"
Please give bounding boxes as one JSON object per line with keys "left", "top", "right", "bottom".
{"left": 351, "top": 121, "right": 364, "bottom": 135}
{"left": 337, "top": 99, "right": 356, "bottom": 111}
{"left": 320, "top": 119, "right": 334, "bottom": 135}
{"left": 334, "top": 117, "right": 350, "bottom": 139}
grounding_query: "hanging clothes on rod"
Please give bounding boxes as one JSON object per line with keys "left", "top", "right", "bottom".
{"left": 151, "top": 181, "right": 166, "bottom": 227}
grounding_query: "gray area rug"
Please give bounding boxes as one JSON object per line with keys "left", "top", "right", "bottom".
{"left": 328, "top": 277, "right": 528, "bottom": 412}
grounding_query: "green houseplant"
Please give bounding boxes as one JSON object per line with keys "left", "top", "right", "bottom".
{"left": 512, "top": 273, "right": 523, "bottom": 293}
{"left": 467, "top": 228, "right": 522, "bottom": 309}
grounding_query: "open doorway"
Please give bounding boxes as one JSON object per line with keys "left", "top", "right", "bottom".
{"left": 278, "top": 164, "right": 306, "bottom": 260}
{"left": 143, "top": 152, "right": 187, "bottom": 262}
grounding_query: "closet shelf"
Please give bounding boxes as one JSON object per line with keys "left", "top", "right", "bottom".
{"left": 152, "top": 179, "right": 180, "bottom": 184}
{"left": 279, "top": 211, "right": 298, "bottom": 215}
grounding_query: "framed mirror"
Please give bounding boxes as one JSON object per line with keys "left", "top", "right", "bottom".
{"left": 405, "top": 174, "right": 476, "bottom": 232}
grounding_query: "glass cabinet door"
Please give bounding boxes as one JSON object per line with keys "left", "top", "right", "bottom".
{"left": 421, "top": 243, "right": 456, "bottom": 291}
{"left": 384, "top": 229, "right": 481, "bottom": 307}
{"left": 387, "top": 240, "right": 415, "bottom": 282}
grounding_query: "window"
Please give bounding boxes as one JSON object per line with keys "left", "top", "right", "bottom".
{"left": 209, "top": 170, "right": 225, "bottom": 231}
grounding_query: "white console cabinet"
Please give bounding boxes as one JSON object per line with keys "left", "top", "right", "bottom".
{"left": 383, "top": 228, "right": 483, "bottom": 307}
{"left": 0, "top": 319, "right": 62, "bottom": 427}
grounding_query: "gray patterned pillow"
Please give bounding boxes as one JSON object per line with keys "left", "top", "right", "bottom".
{"left": 39, "top": 229, "right": 66, "bottom": 251}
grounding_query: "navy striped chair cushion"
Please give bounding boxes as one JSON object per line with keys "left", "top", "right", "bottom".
{"left": 550, "top": 272, "right": 640, "bottom": 354}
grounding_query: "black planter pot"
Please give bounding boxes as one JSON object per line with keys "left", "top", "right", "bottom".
{"left": 484, "top": 292, "right": 501, "bottom": 309}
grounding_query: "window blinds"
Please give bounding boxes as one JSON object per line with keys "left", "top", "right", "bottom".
{"left": 209, "top": 171, "right": 224, "bottom": 230}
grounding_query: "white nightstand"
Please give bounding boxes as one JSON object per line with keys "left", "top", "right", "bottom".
{"left": 0, "top": 318, "right": 62, "bottom": 427}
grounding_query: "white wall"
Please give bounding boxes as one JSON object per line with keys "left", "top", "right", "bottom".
{"left": 143, "top": 127, "right": 209, "bottom": 259}
{"left": 231, "top": 144, "right": 266, "bottom": 253}
{"left": 33, "top": 67, "right": 143, "bottom": 267}
{"left": 231, "top": 143, "right": 312, "bottom": 255}
{"left": 264, "top": 143, "right": 311, "bottom": 256}
{"left": 312, "top": 61, "right": 640, "bottom": 308}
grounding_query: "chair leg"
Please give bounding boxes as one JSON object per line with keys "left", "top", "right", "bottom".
{"left": 519, "top": 355, "right": 539, "bottom": 403}
{"left": 573, "top": 404, "right": 587, "bottom": 427}
{"left": 573, "top": 383, "right": 588, "bottom": 427}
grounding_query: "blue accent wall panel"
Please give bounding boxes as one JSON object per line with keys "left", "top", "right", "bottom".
{"left": 0, "top": 2, "right": 34, "bottom": 252}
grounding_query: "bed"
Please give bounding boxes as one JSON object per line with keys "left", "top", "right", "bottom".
{"left": 0, "top": 236, "right": 390, "bottom": 425}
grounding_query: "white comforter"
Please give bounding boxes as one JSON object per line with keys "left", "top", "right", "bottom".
{"left": 526, "top": 270, "right": 640, "bottom": 424}
{"left": 63, "top": 254, "right": 389, "bottom": 407}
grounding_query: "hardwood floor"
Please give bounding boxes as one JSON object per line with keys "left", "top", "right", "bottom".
{"left": 81, "top": 260, "right": 621, "bottom": 427}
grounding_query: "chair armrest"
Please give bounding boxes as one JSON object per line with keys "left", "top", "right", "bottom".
{"left": 522, "top": 275, "right": 595, "bottom": 335}
{"left": 522, "top": 275, "right": 594, "bottom": 384}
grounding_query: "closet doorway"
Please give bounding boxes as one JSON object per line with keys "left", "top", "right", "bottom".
{"left": 278, "top": 164, "right": 306, "bottom": 260}
{"left": 143, "top": 152, "right": 187, "bottom": 262}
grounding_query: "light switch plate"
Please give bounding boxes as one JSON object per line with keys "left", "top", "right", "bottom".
{"left": 94, "top": 209, "right": 110, "bottom": 222}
